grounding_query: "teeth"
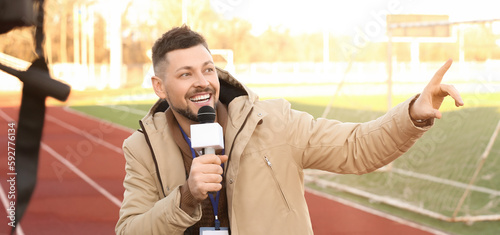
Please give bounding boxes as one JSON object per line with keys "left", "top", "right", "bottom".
{"left": 190, "top": 94, "right": 210, "bottom": 103}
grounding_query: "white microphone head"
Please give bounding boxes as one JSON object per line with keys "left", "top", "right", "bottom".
{"left": 191, "top": 106, "right": 224, "bottom": 151}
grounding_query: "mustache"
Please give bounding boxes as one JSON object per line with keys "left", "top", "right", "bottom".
{"left": 187, "top": 87, "right": 215, "bottom": 96}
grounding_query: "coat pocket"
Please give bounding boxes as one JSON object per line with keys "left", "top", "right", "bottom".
{"left": 263, "top": 155, "right": 290, "bottom": 211}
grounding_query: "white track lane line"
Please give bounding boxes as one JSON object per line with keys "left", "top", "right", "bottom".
{"left": 46, "top": 114, "right": 123, "bottom": 155}
{"left": 0, "top": 182, "right": 25, "bottom": 235}
{"left": 41, "top": 143, "right": 121, "bottom": 207}
{"left": 0, "top": 108, "right": 15, "bottom": 122}
{"left": 305, "top": 188, "right": 450, "bottom": 235}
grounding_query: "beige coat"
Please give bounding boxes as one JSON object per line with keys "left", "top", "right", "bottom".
{"left": 116, "top": 69, "right": 431, "bottom": 234}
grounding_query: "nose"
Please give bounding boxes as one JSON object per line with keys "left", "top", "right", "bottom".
{"left": 193, "top": 72, "right": 209, "bottom": 88}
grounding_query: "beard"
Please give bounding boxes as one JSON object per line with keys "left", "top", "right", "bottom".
{"left": 171, "top": 105, "right": 199, "bottom": 122}
{"left": 167, "top": 87, "right": 218, "bottom": 123}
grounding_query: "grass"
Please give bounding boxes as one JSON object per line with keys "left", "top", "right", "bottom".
{"left": 70, "top": 92, "right": 500, "bottom": 235}
{"left": 71, "top": 104, "right": 150, "bottom": 130}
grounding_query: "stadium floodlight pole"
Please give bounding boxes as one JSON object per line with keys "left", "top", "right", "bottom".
{"left": 323, "top": 25, "right": 329, "bottom": 74}
{"left": 386, "top": 28, "right": 393, "bottom": 111}
{"left": 109, "top": 3, "right": 122, "bottom": 89}
{"left": 182, "top": 0, "right": 189, "bottom": 24}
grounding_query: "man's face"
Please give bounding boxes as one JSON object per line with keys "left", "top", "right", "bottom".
{"left": 152, "top": 44, "right": 220, "bottom": 123}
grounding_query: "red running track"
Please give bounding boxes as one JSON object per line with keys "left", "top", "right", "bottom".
{"left": 0, "top": 106, "right": 438, "bottom": 234}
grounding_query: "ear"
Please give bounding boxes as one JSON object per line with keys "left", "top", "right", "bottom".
{"left": 152, "top": 75, "right": 167, "bottom": 99}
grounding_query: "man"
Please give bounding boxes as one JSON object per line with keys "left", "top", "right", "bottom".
{"left": 116, "top": 25, "right": 463, "bottom": 234}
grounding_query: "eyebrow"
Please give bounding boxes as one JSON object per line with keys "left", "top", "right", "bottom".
{"left": 175, "top": 61, "right": 214, "bottom": 73}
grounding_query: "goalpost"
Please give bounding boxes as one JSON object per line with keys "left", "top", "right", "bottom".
{"left": 311, "top": 15, "right": 500, "bottom": 224}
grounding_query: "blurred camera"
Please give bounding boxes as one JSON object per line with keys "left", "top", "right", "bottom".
{"left": 0, "top": 0, "right": 35, "bottom": 34}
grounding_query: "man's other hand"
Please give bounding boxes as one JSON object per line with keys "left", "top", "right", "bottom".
{"left": 410, "top": 59, "right": 464, "bottom": 121}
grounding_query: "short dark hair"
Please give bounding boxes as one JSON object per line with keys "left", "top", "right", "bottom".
{"left": 152, "top": 25, "right": 209, "bottom": 77}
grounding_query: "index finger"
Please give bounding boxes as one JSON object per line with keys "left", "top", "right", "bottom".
{"left": 218, "top": 155, "right": 228, "bottom": 164}
{"left": 429, "top": 58, "right": 453, "bottom": 86}
{"left": 196, "top": 154, "right": 222, "bottom": 165}
{"left": 196, "top": 154, "right": 229, "bottom": 165}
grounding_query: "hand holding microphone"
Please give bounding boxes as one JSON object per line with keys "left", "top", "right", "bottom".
{"left": 188, "top": 106, "right": 227, "bottom": 201}
{"left": 188, "top": 154, "right": 227, "bottom": 201}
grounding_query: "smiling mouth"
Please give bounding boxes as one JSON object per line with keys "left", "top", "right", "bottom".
{"left": 189, "top": 94, "right": 211, "bottom": 103}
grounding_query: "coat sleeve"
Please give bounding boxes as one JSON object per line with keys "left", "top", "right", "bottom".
{"left": 286, "top": 95, "right": 431, "bottom": 174}
{"left": 115, "top": 134, "right": 202, "bottom": 235}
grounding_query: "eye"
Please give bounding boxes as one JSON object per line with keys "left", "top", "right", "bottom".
{"left": 180, "top": 72, "right": 191, "bottom": 77}
{"left": 204, "top": 67, "right": 214, "bottom": 73}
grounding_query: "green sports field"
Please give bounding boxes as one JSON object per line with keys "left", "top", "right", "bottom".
{"left": 71, "top": 92, "right": 500, "bottom": 235}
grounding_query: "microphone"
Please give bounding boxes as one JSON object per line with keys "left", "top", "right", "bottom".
{"left": 190, "top": 106, "right": 224, "bottom": 155}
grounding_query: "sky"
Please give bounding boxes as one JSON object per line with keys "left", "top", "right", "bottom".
{"left": 209, "top": 0, "right": 500, "bottom": 36}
